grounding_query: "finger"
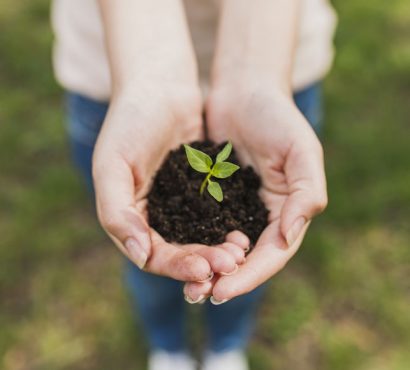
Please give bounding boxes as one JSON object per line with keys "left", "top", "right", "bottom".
{"left": 225, "top": 230, "right": 251, "bottom": 252}
{"left": 217, "top": 242, "right": 246, "bottom": 265}
{"left": 93, "top": 154, "right": 151, "bottom": 269}
{"left": 190, "top": 245, "right": 238, "bottom": 276}
{"left": 183, "top": 276, "right": 217, "bottom": 304}
{"left": 211, "top": 219, "right": 310, "bottom": 302}
{"left": 144, "top": 230, "right": 214, "bottom": 282}
{"left": 281, "top": 140, "right": 327, "bottom": 247}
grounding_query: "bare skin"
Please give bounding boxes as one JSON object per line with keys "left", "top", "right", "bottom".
{"left": 94, "top": 0, "right": 244, "bottom": 282}
{"left": 94, "top": 0, "right": 327, "bottom": 298}
{"left": 184, "top": 88, "right": 326, "bottom": 301}
{"left": 184, "top": 0, "right": 327, "bottom": 303}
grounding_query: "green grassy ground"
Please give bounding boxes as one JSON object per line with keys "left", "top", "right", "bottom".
{"left": 0, "top": 1, "right": 409, "bottom": 369}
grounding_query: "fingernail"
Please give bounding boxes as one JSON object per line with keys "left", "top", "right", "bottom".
{"left": 219, "top": 264, "right": 239, "bottom": 276}
{"left": 198, "top": 271, "right": 214, "bottom": 283}
{"left": 244, "top": 246, "right": 250, "bottom": 253}
{"left": 125, "top": 238, "right": 148, "bottom": 269}
{"left": 210, "top": 296, "right": 229, "bottom": 305}
{"left": 286, "top": 217, "right": 307, "bottom": 247}
{"left": 184, "top": 294, "right": 205, "bottom": 304}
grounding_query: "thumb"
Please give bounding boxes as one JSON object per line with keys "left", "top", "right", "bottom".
{"left": 280, "top": 141, "right": 328, "bottom": 247}
{"left": 93, "top": 154, "right": 151, "bottom": 269}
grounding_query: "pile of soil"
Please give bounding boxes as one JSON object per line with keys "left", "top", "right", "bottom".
{"left": 147, "top": 141, "right": 268, "bottom": 246}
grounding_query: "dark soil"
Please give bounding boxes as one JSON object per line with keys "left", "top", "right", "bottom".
{"left": 147, "top": 141, "right": 269, "bottom": 246}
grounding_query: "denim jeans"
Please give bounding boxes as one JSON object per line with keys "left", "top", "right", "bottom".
{"left": 66, "top": 83, "right": 322, "bottom": 353}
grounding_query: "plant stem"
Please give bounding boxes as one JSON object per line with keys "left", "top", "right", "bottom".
{"left": 200, "top": 171, "right": 212, "bottom": 195}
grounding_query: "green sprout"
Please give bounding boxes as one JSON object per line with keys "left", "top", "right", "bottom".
{"left": 183, "top": 142, "right": 240, "bottom": 202}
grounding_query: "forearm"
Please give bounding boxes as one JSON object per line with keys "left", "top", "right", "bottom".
{"left": 212, "top": 0, "right": 300, "bottom": 95}
{"left": 98, "top": 0, "right": 199, "bottom": 98}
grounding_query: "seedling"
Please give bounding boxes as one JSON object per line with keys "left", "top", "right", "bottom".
{"left": 184, "top": 142, "right": 240, "bottom": 202}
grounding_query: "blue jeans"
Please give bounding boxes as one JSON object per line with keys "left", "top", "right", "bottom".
{"left": 66, "top": 83, "right": 322, "bottom": 353}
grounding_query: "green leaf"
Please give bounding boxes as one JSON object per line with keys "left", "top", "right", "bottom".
{"left": 207, "top": 180, "right": 223, "bottom": 202}
{"left": 211, "top": 161, "right": 240, "bottom": 179}
{"left": 184, "top": 144, "right": 213, "bottom": 173}
{"left": 216, "top": 142, "right": 233, "bottom": 163}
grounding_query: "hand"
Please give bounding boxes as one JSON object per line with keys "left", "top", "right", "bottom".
{"left": 92, "top": 86, "right": 246, "bottom": 281}
{"left": 94, "top": 0, "right": 248, "bottom": 283}
{"left": 184, "top": 85, "right": 327, "bottom": 302}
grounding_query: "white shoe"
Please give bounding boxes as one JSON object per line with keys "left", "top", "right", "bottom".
{"left": 148, "top": 350, "right": 197, "bottom": 370}
{"left": 201, "top": 350, "right": 249, "bottom": 370}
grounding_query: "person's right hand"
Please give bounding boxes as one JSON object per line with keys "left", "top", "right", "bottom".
{"left": 92, "top": 85, "right": 246, "bottom": 283}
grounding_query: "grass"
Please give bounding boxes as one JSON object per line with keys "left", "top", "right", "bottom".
{"left": 0, "top": 0, "right": 409, "bottom": 369}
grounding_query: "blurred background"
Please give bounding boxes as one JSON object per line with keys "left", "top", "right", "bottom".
{"left": 0, "top": 0, "right": 409, "bottom": 369}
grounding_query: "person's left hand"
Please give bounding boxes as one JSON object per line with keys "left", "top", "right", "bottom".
{"left": 183, "top": 84, "right": 327, "bottom": 304}
{"left": 92, "top": 84, "right": 248, "bottom": 284}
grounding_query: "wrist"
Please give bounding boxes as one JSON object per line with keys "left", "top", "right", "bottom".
{"left": 211, "top": 65, "right": 292, "bottom": 99}
{"left": 112, "top": 80, "right": 202, "bottom": 110}
{"left": 112, "top": 66, "right": 201, "bottom": 100}
{"left": 109, "top": 82, "right": 203, "bottom": 128}
{"left": 211, "top": 0, "right": 298, "bottom": 98}
{"left": 210, "top": 73, "right": 293, "bottom": 107}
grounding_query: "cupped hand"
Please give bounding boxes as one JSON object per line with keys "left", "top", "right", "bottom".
{"left": 92, "top": 86, "right": 244, "bottom": 282}
{"left": 184, "top": 85, "right": 328, "bottom": 302}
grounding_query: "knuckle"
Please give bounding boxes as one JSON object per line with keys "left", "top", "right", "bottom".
{"left": 311, "top": 137, "right": 324, "bottom": 157}
{"left": 313, "top": 192, "right": 328, "bottom": 213}
{"left": 98, "top": 212, "right": 121, "bottom": 234}
{"left": 223, "top": 243, "right": 245, "bottom": 262}
{"left": 276, "top": 258, "right": 288, "bottom": 273}
{"left": 181, "top": 253, "right": 209, "bottom": 280}
{"left": 214, "top": 249, "right": 236, "bottom": 271}
{"left": 316, "top": 141, "right": 324, "bottom": 157}
{"left": 214, "top": 246, "right": 231, "bottom": 259}
{"left": 91, "top": 159, "right": 104, "bottom": 182}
